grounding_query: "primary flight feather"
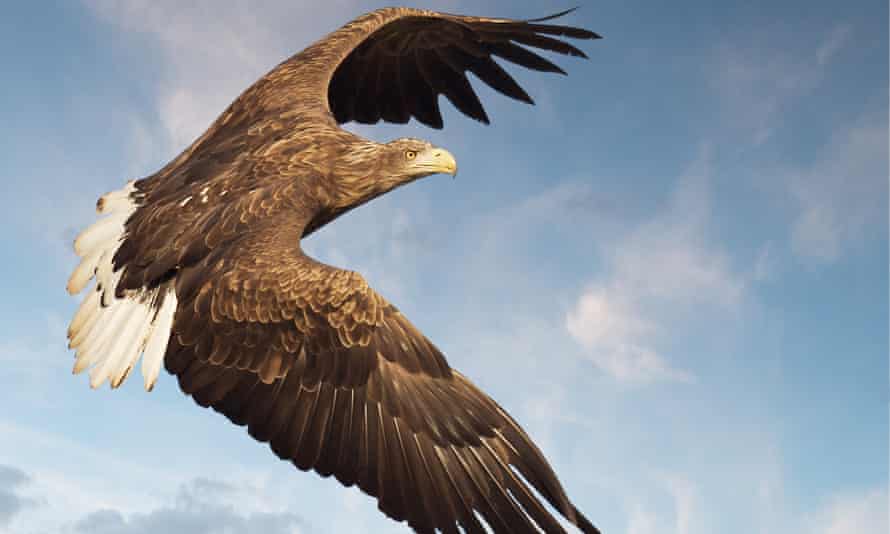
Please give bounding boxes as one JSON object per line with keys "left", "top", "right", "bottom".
{"left": 67, "top": 7, "right": 602, "bottom": 533}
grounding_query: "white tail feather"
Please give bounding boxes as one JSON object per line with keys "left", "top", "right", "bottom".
{"left": 67, "top": 247, "right": 103, "bottom": 295}
{"left": 142, "top": 292, "right": 177, "bottom": 392}
{"left": 88, "top": 301, "right": 136, "bottom": 389}
{"left": 73, "top": 351, "right": 95, "bottom": 375}
{"left": 68, "top": 181, "right": 178, "bottom": 391}
{"left": 75, "top": 302, "right": 122, "bottom": 369}
{"left": 70, "top": 299, "right": 104, "bottom": 352}
{"left": 73, "top": 212, "right": 127, "bottom": 257}
{"left": 68, "top": 285, "right": 100, "bottom": 341}
{"left": 110, "top": 302, "right": 155, "bottom": 388}
{"left": 99, "top": 302, "right": 143, "bottom": 389}
{"left": 97, "top": 181, "right": 136, "bottom": 214}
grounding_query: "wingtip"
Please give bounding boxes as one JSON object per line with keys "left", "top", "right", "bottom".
{"left": 524, "top": 7, "right": 602, "bottom": 41}
{"left": 475, "top": 113, "right": 491, "bottom": 126}
{"left": 571, "top": 504, "right": 601, "bottom": 534}
{"left": 571, "top": 28, "right": 602, "bottom": 41}
{"left": 525, "top": 7, "right": 579, "bottom": 23}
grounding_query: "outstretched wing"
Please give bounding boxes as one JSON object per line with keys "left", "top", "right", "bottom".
{"left": 166, "top": 216, "right": 599, "bottom": 534}
{"left": 276, "top": 7, "right": 599, "bottom": 129}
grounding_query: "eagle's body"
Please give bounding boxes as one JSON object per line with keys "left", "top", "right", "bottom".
{"left": 67, "top": 7, "right": 602, "bottom": 533}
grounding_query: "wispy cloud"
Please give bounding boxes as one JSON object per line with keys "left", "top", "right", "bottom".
{"left": 809, "top": 486, "right": 888, "bottom": 534}
{"left": 816, "top": 24, "right": 853, "bottom": 66}
{"left": 86, "top": 0, "right": 339, "bottom": 151}
{"left": 566, "top": 287, "right": 690, "bottom": 384}
{"left": 623, "top": 473, "right": 701, "bottom": 534}
{"left": 662, "top": 475, "right": 697, "bottom": 534}
{"left": 711, "top": 23, "right": 854, "bottom": 145}
{"left": 711, "top": 21, "right": 884, "bottom": 269}
{"left": 787, "top": 117, "right": 888, "bottom": 264}
{"left": 752, "top": 242, "right": 778, "bottom": 282}
{"left": 566, "top": 147, "right": 743, "bottom": 384}
{"left": 627, "top": 504, "right": 657, "bottom": 534}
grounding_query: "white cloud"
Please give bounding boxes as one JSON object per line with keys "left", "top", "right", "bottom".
{"left": 752, "top": 242, "right": 778, "bottom": 282}
{"left": 565, "top": 288, "right": 652, "bottom": 353}
{"left": 662, "top": 475, "right": 697, "bottom": 534}
{"left": 566, "top": 287, "right": 690, "bottom": 384}
{"left": 86, "top": 0, "right": 336, "bottom": 151}
{"left": 566, "top": 148, "right": 743, "bottom": 384}
{"left": 626, "top": 504, "right": 657, "bottom": 534}
{"left": 816, "top": 24, "right": 853, "bottom": 66}
{"left": 622, "top": 474, "right": 701, "bottom": 534}
{"left": 809, "top": 487, "right": 888, "bottom": 534}
{"left": 712, "top": 23, "right": 854, "bottom": 145}
{"left": 788, "top": 118, "right": 887, "bottom": 264}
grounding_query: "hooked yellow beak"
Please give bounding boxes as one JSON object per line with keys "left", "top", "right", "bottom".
{"left": 414, "top": 147, "right": 458, "bottom": 177}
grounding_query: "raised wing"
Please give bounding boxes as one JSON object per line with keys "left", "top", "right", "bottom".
{"left": 166, "top": 217, "right": 599, "bottom": 534}
{"left": 277, "top": 7, "right": 600, "bottom": 129}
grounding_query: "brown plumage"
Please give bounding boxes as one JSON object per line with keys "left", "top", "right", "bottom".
{"left": 66, "top": 6, "right": 602, "bottom": 533}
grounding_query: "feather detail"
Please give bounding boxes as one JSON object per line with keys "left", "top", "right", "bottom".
{"left": 142, "top": 290, "right": 177, "bottom": 392}
{"left": 68, "top": 284, "right": 100, "bottom": 345}
{"left": 67, "top": 247, "right": 103, "bottom": 295}
{"left": 88, "top": 300, "right": 137, "bottom": 388}
{"left": 96, "top": 181, "right": 136, "bottom": 214}
{"left": 73, "top": 211, "right": 128, "bottom": 258}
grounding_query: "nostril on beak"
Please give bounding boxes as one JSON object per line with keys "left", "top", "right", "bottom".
{"left": 433, "top": 151, "right": 442, "bottom": 157}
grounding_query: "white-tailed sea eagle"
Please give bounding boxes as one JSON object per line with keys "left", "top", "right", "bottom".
{"left": 67, "top": 7, "right": 602, "bottom": 533}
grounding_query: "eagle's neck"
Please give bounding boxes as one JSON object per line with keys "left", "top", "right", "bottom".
{"left": 301, "top": 139, "right": 391, "bottom": 238}
{"left": 335, "top": 140, "right": 413, "bottom": 205}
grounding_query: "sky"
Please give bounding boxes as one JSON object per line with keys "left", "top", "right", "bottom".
{"left": 0, "top": 1, "right": 887, "bottom": 533}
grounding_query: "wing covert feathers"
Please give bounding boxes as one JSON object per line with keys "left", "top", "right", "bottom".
{"left": 163, "top": 227, "right": 598, "bottom": 533}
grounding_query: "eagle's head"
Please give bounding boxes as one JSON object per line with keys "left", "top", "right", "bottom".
{"left": 383, "top": 138, "right": 458, "bottom": 180}
{"left": 315, "top": 137, "right": 459, "bottom": 232}
{"left": 329, "top": 136, "right": 456, "bottom": 209}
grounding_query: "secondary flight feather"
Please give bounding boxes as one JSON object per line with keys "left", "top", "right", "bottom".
{"left": 67, "top": 7, "right": 602, "bottom": 533}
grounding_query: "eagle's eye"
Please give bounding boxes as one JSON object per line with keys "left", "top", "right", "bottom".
{"left": 405, "top": 150, "right": 417, "bottom": 160}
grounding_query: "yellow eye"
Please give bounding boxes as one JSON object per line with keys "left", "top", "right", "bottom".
{"left": 405, "top": 150, "right": 417, "bottom": 160}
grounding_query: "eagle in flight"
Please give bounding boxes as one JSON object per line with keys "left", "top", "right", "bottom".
{"left": 66, "top": 7, "right": 602, "bottom": 533}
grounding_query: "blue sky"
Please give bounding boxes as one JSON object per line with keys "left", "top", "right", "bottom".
{"left": 0, "top": 1, "right": 886, "bottom": 533}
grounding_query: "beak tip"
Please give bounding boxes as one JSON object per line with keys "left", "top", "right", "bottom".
{"left": 424, "top": 147, "right": 458, "bottom": 178}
